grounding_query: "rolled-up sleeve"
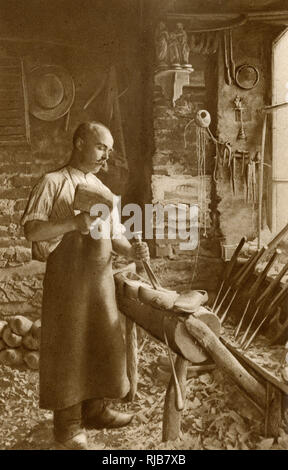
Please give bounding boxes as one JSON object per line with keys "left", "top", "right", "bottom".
{"left": 21, "top": 174, "right": 57, "bottom": 226}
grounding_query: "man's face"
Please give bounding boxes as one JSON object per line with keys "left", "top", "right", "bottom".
{"left": 78, "top": 129, "right": 114, "bottom": 173}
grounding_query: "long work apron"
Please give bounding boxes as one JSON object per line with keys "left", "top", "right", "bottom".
{"left": 39, "top": 231, "right": 130, "bottom": 410}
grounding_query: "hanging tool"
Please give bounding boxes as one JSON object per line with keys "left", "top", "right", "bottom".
{"left": 132, "top": 231, "right": 161, "bottom": 290}
{"left": 223, "top": 31, "right": 232, "bottom": 86}
{"left": 243, "top": 284, "right": 288, "bottom": 350}
{"left": 213, "top": 142, "right": 221, "bottom": 183}
{"left": 212, "top": 236, "right": 247, "bottom": 311}
{"left": 228, "top": 29, "right": 236, "bottom": 81}
{"left": 222, "top": 141, "right": 232, "bottom": 166}
{"left": 234, "top": 248, "right": 281, "bottom": 339}
{"left": 246, "top": 156, "right": 257, "bottom": 204}
{"left": 83, "top": 74, "right": 107, "bottom": 110}
{"left": 229, "top": 152, "right": 236, "bottom": 196}
{"left": 237, "top": 109, "right": 247, "bottom": 140}
{"left": 20, "top": 59, "right": 31, "bottom": 144}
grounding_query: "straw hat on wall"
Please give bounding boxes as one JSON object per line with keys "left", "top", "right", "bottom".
{"left": 28, "top": 65, "right": 75, "bottom": 121}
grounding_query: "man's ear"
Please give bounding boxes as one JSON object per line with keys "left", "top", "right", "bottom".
{"left": 75, "top": 137, "right": 84, "bottom": 151}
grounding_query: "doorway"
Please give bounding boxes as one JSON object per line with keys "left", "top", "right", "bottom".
{"left": 272, "top": 28, "right": 288, "bottom": 233}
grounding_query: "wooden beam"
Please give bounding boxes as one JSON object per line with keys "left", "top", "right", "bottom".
{"left": 162, "top": 357, "right": 188, "bottom": 442}
{"left": 184, "top": 316, "right": 266, "bottom": 408}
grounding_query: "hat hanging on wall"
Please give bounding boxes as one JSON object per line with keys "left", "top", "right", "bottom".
{"left": 28, "top": 65, "right": 75, "bottom": 121}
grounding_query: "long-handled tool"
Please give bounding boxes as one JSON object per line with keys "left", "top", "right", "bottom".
{"left": 219, "top": 245, "right": 268, "bottom": 323}
{"left": 243, "top": 284, "right": 288, "bottom": 350}
{"left": 212, "top": 236, "right": 247, "bottom": 311}
{"left": 215, "top": 245, "right": 261, "bottom": 314}
{"left": 132, "top": 231, "right": 184, "bottom": 410}
{"left": 234, "top": 248, "right": 281, "bottom": 339}
{"left": 132, "top": 231, "right": 161, "bottom": 290}
{"left": 216, "top": 244, "right": 267, "bottom": 318}
{"left": 255, "top": 260, "right": 288, "bottom": 308}
{"left": 239, "top": 260, "right": 288, "bottom": 346}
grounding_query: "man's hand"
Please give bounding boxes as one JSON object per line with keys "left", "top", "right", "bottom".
{"left": 74, "top": 213, "right": 98, "bottom": 235}
{"left": 132, "top": 241, "right": 150, "bottom": 263}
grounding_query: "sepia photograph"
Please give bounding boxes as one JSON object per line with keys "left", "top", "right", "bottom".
{"left": 0, "top": 0, "right": 287, "bottom": 453}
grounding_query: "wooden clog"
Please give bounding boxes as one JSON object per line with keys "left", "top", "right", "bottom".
{"left": 173, "top": 290, "right": 208, "bottom": 313}
{"left": 138, "top": 285, "right": 179, "bottom": 310}
{"left": 9, "top": 316, "right": 33, "bottom": 336}
{"left": 2, "top": 326, "right": 22, "bottom": 348}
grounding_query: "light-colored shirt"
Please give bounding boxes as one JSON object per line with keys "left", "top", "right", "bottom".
{"left": 21, "top": 165, "right": 125, "bottom": 262}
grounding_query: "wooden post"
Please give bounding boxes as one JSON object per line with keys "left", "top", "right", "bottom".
{"left": 126, "top": 317, "right": 138, "bottom": 401}
{"left": 185, "top": 316, "right": 266, "bottom": 408}
{"left": 162, "top": 356, "right": 188, "bottom": 442}
{"left": 258, "top": 113, "right": 267, "bottom": 250}
{"left": 265, "top": 382, "right": 282, "bottom": 438}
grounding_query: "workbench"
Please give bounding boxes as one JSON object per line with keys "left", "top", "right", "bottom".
{"left": 114, "top": 264, "right": 287, "bottom": 442}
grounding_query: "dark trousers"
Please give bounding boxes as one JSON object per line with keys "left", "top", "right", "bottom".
{"left": 53, "top": 398, "right": 104, "bottom": 442}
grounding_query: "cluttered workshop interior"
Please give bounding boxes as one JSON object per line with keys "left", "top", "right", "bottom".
{"left": 1, "top": 0, "right": 288, "bottom": 450}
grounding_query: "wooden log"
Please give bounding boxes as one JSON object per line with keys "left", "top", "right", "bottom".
{"left": 23, "top": 351, "right": 39, "bottom": 370}
{"left": 0, "top": 348, "right": 23, "bottom": 366}
{"left": 9, "top": 315, "right": 32, "bottom": 336}
{"left": 0, "top": 320, "right": 7, "bottom": 337}
{"left": 126, "top": 318, "right": 138, "bottom": 401}
{"left": 162, "top": 356, "right": 188, "bottom": 442}
{"left": 2, "top": 326, "right": 22, "bottom": 348}
{"left": 184, "top": 316, "right": 266, "bottom": 408}
{"left": 117, "top": 295, "right": 211, "bottom": 363}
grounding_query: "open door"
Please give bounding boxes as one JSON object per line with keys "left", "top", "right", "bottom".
{"left": 272, "top": 28, "right": 288, "bottom": 233}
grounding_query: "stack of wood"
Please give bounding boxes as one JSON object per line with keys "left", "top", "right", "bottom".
{"left": 0, "top": 316, "right": 41, "bottom": 370}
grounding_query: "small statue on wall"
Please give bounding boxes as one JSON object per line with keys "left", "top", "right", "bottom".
{"left": 155, "top": 22, "right": 192, "bottom": 71}
{"left": 155, "top": 22, "right": 169, "bottom": 69}
{"left": 168, "top": 32, "right": 181, "bottom": 68}
{"left": 174, "top": 22, "right": 191, "bottom": 66}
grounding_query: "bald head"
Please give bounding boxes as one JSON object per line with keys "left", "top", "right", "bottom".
{"left": 73, "top": 122, "right": 113, "bottom": 149}
{"left": 70, "top": 121, "right": 114, "bottom": 174}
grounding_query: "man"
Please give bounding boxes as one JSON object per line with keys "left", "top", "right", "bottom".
{"left": 21, "top": 122, "right": 149, "bottom": 450}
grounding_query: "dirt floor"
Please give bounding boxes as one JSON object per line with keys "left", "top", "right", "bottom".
{"left": 0, "top": 332, "right": 287, "bottom": 451}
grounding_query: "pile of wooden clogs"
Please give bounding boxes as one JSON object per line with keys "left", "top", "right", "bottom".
{"left": 0, "top": 316, "right": 41, "bottom": 370}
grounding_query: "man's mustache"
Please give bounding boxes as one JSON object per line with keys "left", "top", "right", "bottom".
{"left": 100, "top": 159, "right": 109, "bottom": 172}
